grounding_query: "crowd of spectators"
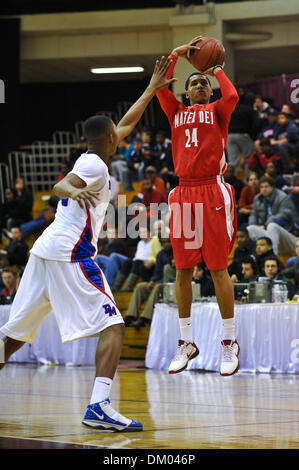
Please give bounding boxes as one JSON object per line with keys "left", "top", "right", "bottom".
{"left": 1, "top": 91, "right": 299, "bottom": 323}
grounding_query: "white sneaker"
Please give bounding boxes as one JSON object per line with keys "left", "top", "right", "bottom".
{"left": 220, "top": 340, "right": 240, "bottom": 376}
{"left": 168, "top": 340, "right": 199, "bottom": 374}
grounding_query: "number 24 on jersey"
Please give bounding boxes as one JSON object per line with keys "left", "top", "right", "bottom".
{"left": 185, "top": 128, "right": 199, "bottom": 148}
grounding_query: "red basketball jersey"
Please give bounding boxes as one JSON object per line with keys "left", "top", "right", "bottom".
{"left": 156, "top": 54, "right": 239, "bottom": 179}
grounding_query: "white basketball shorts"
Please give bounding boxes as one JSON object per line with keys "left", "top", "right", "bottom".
{"left": 0, "top": 254, "right": 124, "bottom": 344}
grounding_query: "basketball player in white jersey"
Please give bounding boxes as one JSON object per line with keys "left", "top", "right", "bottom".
{"left": 0, "top": 57, "right": 177, "bottom": 432}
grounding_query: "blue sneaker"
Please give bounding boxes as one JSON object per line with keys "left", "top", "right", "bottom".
{"left": 82, "top": 399, "right": 143, "bottom": 432}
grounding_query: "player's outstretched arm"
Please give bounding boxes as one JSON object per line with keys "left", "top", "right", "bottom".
{"left": 204, "top": 65, "right": 239, "bottom": 118}
{"left": 116, "top": 56, "right": 177, "bottom": 142}
{"left": 53, "top": 173, "right": 100, "bottom": 209}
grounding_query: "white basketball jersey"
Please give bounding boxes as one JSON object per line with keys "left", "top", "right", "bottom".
{"left": 31, "top": 153, "right": 111, "bottom": 262}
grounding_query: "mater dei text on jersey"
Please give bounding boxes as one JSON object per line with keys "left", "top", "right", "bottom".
{"left": 174, "top": 110, "right": 215, "bottom": 128}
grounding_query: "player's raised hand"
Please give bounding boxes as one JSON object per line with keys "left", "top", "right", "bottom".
{"left": 69, "top": 187, "right": 100, "bottom": 209}
{"left": 148, "top": 56, "right": 178, "bottom": 92}
{"left": 172, "top": 36, "right": 203, "bottom": 62}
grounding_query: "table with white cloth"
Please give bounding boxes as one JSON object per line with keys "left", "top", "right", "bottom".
{"left": 0, "top": 306, "right": 98, "bottom": 365}
{"left": 145, "top": 302, "right": 299, "bottom": 374}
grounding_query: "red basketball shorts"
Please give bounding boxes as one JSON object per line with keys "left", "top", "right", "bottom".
{"left": 168, "top": 175, "right": 237, "bottom": 271}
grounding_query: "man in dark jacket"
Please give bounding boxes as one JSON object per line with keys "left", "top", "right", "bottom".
{"left": 120, "top": 138, "right": 145, "bottom": 190}
{"left": 228, "top": 228, "right": 256, "bottom": 279}
{"left": 192, "top": 263, "right": 215, "bottom": 297}
{"left": 270, "top": 112, "right": 299, "bottom": 172}
{"left": 254, "top": 236, "right": 285, "bottom": 276}
{"left": 124, "top": 238, "right": 173, "bottom": 328}
{"left": 263, "top": 256, "right": 293, "bottom": 299}
{"left": 0, "top": 226, "right": 28, "bottom": 267}
{"left": 226, "top": 92, "right": 257, "bottom": 179}
{"left": 247, "top": 176, "right": 298, "bottom": 255}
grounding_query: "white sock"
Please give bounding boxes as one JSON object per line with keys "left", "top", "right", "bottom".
{"left": 222, "top": 317, "right": 235, "bottom": 342}
{"left": 179, "top": 317, "right": 193, "bottom": 343}
{"left": 89, "top": 377, "right": 112, "bottom": 404}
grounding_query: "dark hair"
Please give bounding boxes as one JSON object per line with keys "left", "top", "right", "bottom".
{"left": 277, "top": 111, "right": 289, "bottom": 119}
{"left": 242, "top": 256, "right": 258, "bottom": 274}
{"left": 83, "top": 115, "right": 113, "bottom": 141}
{"left": 247, "top": 170, "right": 259, "bottom": 181}
{"left": 259, "top": 175, "right": 274, "bottom": 187}
{"left": 257, "top": 236, "right": 273, "bottom": 247}
{"left": 2, "top": 266, "right": 18, "bottom": 276}
{"left": 264, "top": 256, "right": 279, "bottom": 268}
{"left": 237, "top": 227, "right": 249, "bottom": 236}
{"left": 185, "top": 72, "right": 211, "bottom": 90}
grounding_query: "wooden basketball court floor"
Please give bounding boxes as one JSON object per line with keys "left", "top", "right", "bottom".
{"left": 0, "top": 362, "right": 299, "bottom": 450}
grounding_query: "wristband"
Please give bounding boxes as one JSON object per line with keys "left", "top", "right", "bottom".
{"left": 169, "top": 53, "right": 178, "bottom": 62}
{"left": 212, "top": 65, "right": 223, "bottom": 74}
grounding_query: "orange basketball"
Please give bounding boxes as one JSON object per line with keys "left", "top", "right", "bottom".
{"left": 189, "top": 37, "right": 225, "bottom": 72}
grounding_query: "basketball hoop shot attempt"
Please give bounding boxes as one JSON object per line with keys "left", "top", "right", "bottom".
{"left": 156, "top": 36, "right": 240, "bottom": 376}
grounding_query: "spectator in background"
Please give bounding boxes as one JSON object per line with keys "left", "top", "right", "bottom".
{"left": 122, "top": 137, "right": 145, "bottom": 190}
{"left": 68, "top": 136, "right": 88, "bottom": 164}
{"left": 0, "top": 226, "right": 28, "bottom": 267}
{"left": 0, "top": 253, "right": 10, "bottom": 289}
{"left": 241, "top": 257, "right": 259, "bottom": 282}
{"left": 254, "top": 236, "right": 285, "bottom": 275}
{"left": 140, "top": 146, "right": 156, "bottom": 179}
{"left": 238, "top": 171, "right": 260, "bottom": 227}
{"left": 18, "top": 205, "right": 56, "bottom": 241}
{"left": 113, "top": 224, "right": 153, "bottom": 292}
{"left": 139, "top": 166, "right": 166, "bottom": 199}
{"left": 3, "top": 178, "right": 33, "bottom": 231}
{"left": 263, "top": 256, "right": 293, "bottom": 299}
{"left": 281, "top": 104, "right": 295, "bottom": 120}
{"left": 282, "top": 173, "right": 299, "bottom": 216}
{"left": 248, "top": 138, "right": 282, "bottom": 175}
{"left": 263, "top": 161, "right": 288, "bottom": 190}
{"left": 94, "top": 228, "right": 128, "bottom": 286}
{"left": 224, "top": 164, "right": 244, "bottom": 203}
{"left": 228, "top": 228, "right": 256, "bottom": 280}
{"left": 1, "top": 189, "right": 17, "bottom": 237}
{"left": 124, "top": 237, "right": 173, "bottom": 329}
{"left": 151, "top": 130, "right": 175, "bottom": 189}
{"left": 247, "top": 176, "right": 297, "bottom": 255}
{"left": 0, "top": 266, "right": 19, "bottom": 305}
{"left": 110, "top": 138, "right": 134, "bottom": 183}
{"left": 192, "top": 263, "right": 215, "bottom": 297}
{"left": 270, "top": 112, "right": 299, "bottom": 172}
{"left": 226, "top": 90, "right": 257, "bottom": 179}
{"left": 140, "top": 127, "right": 153, "bottom": 152}
{"left": 248, "top": 176, "right": 296, "bottom": 235}
{"left": 231, "top": 256, "right": 258, "bottom": 283}
{"left": 140, "top": 178, "right": 167, "bottom": 218}
{"left": 254, "top": 108, "right": 279, "bottom": 152}
{"left": 253, "top": 94, "right": 271, "bottom": 132}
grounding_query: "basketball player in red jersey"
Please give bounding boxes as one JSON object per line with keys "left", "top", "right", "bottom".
{"left": 156, "top": 37, "right": 240, "bottom": 376}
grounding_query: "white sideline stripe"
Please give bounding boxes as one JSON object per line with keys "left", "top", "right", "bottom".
{"left": 0, "top": 339, "right": 4, "bottom": 363}
{"left": 217, "top": 175, "right": 233, "bottom": 241}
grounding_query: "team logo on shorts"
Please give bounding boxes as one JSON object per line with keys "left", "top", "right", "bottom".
{"left": 103, "top": 304, "right": 117, "bottom": 316}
